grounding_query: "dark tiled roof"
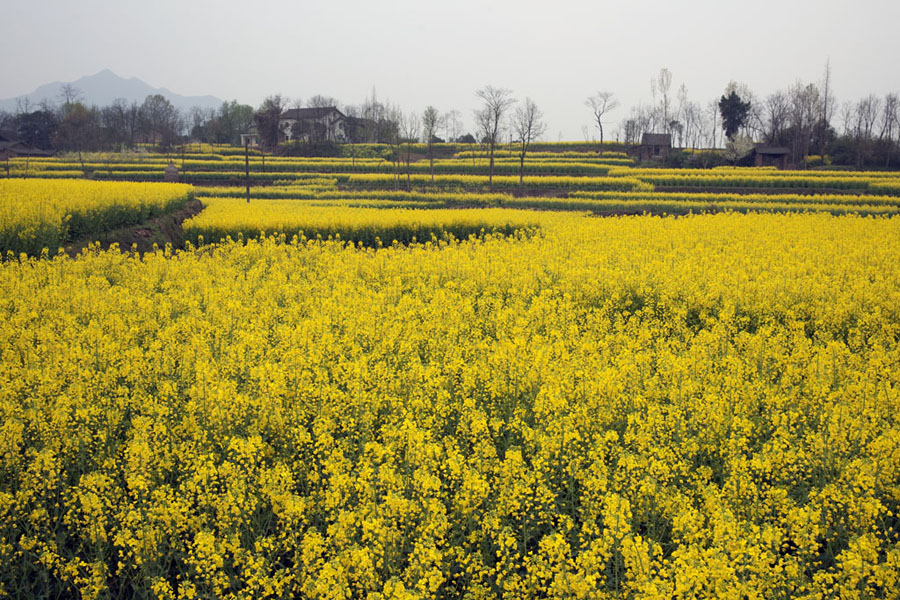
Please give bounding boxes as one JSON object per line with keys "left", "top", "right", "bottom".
{"left": 0, "top": 140, "right": 51, "bottom": 157}
{"left": 755, "top": 146, "right": 789, "bottom": 155}
{"left": 641, "top": 133, "right": 671, "bottom": 146}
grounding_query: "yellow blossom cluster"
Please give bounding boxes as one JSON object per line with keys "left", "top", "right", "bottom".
{"left": 0, "top": 179, "right": 193, "bottom": 256}
{"left": 182, "top": 198, "right": 543, "bottom": 246}
{"left": 18, "top": 157, "right": 620, "bottom": 176}
{"left": 340, "top": 173, "right": 652, "bottom": 192}
{"left": 607, "top": 167, "right": 900, "bottom": 192}
{"left": 1, "top": 211, "right": 899, "bottom": 598}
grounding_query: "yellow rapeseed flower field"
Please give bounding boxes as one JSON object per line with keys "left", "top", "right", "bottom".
{"left": 2, "top": 211, "right": 899, "bottom": 598}
{"left": 0, "top": 179, "right": 193, "bottom": 256}
{"left": 183, "top": 197, "right": 543, "bottom": 246}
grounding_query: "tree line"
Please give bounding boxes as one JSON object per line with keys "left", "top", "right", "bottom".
{"left": 0, "top": 87, "right": 254, "bottom": 153}
{"left": 613, "top": 64, "right": 900, "bottom": 169}
{"left": 3, "top": 66, "right": 899, "bottom": 170}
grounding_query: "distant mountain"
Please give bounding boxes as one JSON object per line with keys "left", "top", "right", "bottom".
{"left": 0, "top": 69, "right": 224, "bottom": 113}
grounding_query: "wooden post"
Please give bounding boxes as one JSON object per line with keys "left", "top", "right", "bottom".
{"left": 244, "top": 139, "right": 250, "bottom": 203}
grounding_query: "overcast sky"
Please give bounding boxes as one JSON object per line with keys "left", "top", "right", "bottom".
{"left": 2, "top": 0, "right": 898, "bottom": 140}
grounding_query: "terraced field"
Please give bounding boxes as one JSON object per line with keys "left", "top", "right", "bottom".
{"left": 2, "top": 144, "right": 900, "bottom": 599}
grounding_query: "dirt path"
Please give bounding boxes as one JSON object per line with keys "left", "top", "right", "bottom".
{"left": 65, "top": 199, "right": 204, "bottom": 257}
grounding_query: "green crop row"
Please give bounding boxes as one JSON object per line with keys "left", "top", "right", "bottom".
{"left": 337, "top": 173, "right": 653, "bottom": 192}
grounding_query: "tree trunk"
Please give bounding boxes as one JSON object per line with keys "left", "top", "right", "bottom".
{"left": 519, "top": 153, "right": 525, "bottom": 187}
{"left": 406, "top": 142, "right": 411, "bottom": 192}
{"left": 598, "top": 122, "right": 604, "bottom": 156}
{"left": 488, "top": 142, "right": 495, "bottom": 193}
{"left": 393, "top": 144, "right": 400, "bottom": 190}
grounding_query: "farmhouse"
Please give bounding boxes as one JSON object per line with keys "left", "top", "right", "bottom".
{"left": 752, "top": 145, "right": 790, "bottom": 170}
{"left": 0, "top": 130, "right": 53, "bottom": 159}
{"left": 279, "top": 107, "right": 347, "bottom": 143}
{"left": 633, "top": 133, "right": 672, "bottom": 162}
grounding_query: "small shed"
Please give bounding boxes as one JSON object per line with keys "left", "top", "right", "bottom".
{"left": 634, "top": 133, "right": 672, "bottom": 162}
{"left": 753, "top": 146, "right": 789, "bottom": 169}
{"left": 240, "top": 127, "right": 260, "bottom": 148}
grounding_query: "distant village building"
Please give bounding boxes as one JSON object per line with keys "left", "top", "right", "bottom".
{"left": 632, "top": 133, "right": 672, "bottom": 162}
{"left": 0, "top": 130, "right": 53, "bottom": 160}
{"left": 752, "top": 145, "right": 789, "bottom": 170}
{"left": 240, "top": 107, "right": 396, "bottom": 147}
{"left": 239, "top": 127, "right": 260, "bottom": 148}
{"left": 239, "top": 107, "right": 351, "bottom": 148}
{"left": 279, "top": 107, "right": 347, "bottom": 143}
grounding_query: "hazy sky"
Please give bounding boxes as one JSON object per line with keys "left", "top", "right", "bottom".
{"left": 2, "top": 0, "right": 899, "bottom": 140}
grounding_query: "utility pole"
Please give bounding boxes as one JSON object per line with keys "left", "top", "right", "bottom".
{"left": 244, "top": 139, "right": 250, "bottom": 203}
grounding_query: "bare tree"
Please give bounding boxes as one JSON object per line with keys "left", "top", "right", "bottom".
{"left": 764, "top": 91, "right": 790, "bottom": 145}
{"left": 253, "top": 94, "right": 286, "bottom": 150}
{"left": 359, "top": 89, "right": 401, "bottom": 144}
{"left": 656, "top": 68, "right": 673, "bottom": 133}
{"left": 585, "top": 91, "right": 619, "bottom": 154}
{"left": 343, "top": 103, "right": 363, "bottom": 163}
{"left": 675, "top": 84, "right": 690, "bottom": 148}
{"left": 620, "top": 118, "right": 638, "bottom": 145}
{"left": 15, "top": 97, "right": 33, "bottom": 116}
{"left": 787, "top": 82, "right": 823, "bottom": 164}
{"left": 880, "top": 93, "right": 899, "bottom": 167}
{"left": 853, "top": 95, "right": 881, "bottom": 168}
{"left": 381, "top": 104, "right": 403, "bottom": 189}
{"left": 188, "top": 106, "right": 216, "bottom": 144}
{"left": 817, "top": 59, "right": 836, "bottom": 157}
{"left": 839, "top": 101, "right": 855, "bottom": 137}
{"left": 139, "top": 94, "right": 183, "bottom": 149}
{"left": 100, "top": 98, "right": 138, "bottom": 150}
{"left": 54, "top": 102, "right": 100, "bottom": 174}
{"left": 58, "top": 84, "right": 83, "bottom": 113}
{"left": 421, "top": 106, "right": 443, "bottom": 183}
{"left": 400, "top": 111, "right": 420, "bottom": 191}
{"left": 669, "top": 120, "right": 684, "bottom": 148}
{"left": 443, "top": 109, "right": 463, "bottom": 143}
{"left": 307, "top": 95, "right": 340, "bottom": 109}
{"left": 512, "top": 97, "right": 546, "bottom": 187}
{"left": 474, "top": 85, "right": 515, "bottom": 192}
{"left": 680, "top": 100, "right": 704, "bottom": 150}
{"left": 707, "top": 99, "right": 720, "bottom": 149}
